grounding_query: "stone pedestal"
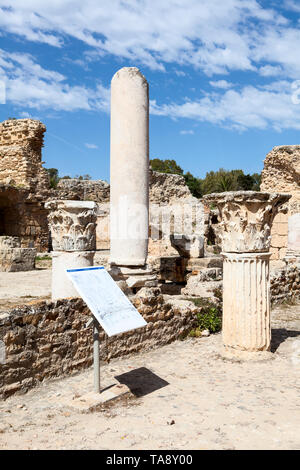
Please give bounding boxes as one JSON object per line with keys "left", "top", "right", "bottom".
{"left": 45, "top": 200, "right": 97, "bottom": 300}
{"left": 110, "top": 67, "right": 149, "bottom": 267}
{"left": 203, "top": 191, "right": 291, "bottom": 360}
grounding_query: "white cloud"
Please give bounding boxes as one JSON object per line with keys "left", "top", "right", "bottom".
{"left": 0, "top": 49, "right": 110, "bottom": 112}
{"left": 259, "top": 65, "right": 283, "bottom": 77}
{"left": 151, "top": 81, "right": 300, "bottom": 131}
{"left": 180, "top": 129, "right": 194, "bottom": 135}
{"left": 175, "top": 71, "right": 186, "bottom": 77}
{"left": 85, "top": 143, "right": 99, "bottom": 149}
{"left": 0, "top": 0, "right": 299, "bottom": 133}
{"left": 283, "top": 0, "right": 300, "bottom": 13}
{"left": 0, "top": 0, "right": 293, "bottom": 74}
{"left": 209, "top": 80, "right": 233, "bottom": 89}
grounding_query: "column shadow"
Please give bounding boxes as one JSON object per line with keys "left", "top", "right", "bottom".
{"left": 115, "top": 367, "right": 169, "bottom": 397}
{"left": 271, "top": 328, "right": 300, "bottom": 353}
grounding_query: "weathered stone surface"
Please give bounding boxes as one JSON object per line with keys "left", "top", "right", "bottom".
{"left": 182, "top": 277, "right": 222, "bottom": 300}
{"left": 261, "top": 146, "right": 300, "bottom": 200}
{"left": 203, "top": 191, "right": 290, "bottom": 360}
{"left": 170, "top": 233, "right": 204, "bottom": 258}
{"left": 270, "top": 262, "right": 300, "bottom": 304}
{"left": 0, "top": 119, "right": 51, "bottom": 251}
{"left": 261, "top": 146, "right": 300, "bottom": 259}
{"left": 56, "top": 179, "right": 110, "bottom": 203}
{"left": 222, "top": 252, "right": 272, "bottom": 359}
{"left": 203, "top": 191, "right": 291, "bottom": 253}
{"left": 109, "top": 265, "right": 158, "bottom": 290}
{"left": 0, "top": 246, "right": 36, "bottom": 272}
{"left": 149, "top": 169, "right": 191, "bottom": 204}
{"left": 0, "top": 119, "right": 49, "bottom": 192}
{"left": 0, "top": 236, "right": 20, "bottom": 249}
{"left": 186, "top": 256, "right": 223, "bottom": 271}
{"left": 0, "top": 292, "right": 200, "bottom": 398}
{"left": 45, "top": 200, "right": 97, "bottom": 251}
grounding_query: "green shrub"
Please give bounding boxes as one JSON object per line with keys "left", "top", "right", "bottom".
{"left": 187, "top": 297, "right": 222, "bottom": 334}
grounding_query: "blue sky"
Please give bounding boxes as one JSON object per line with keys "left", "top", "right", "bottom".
{"left": 0, "top": 0, "right": 300, "bottom": 182}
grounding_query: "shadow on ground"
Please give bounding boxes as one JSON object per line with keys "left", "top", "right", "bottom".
{"left": 271, "top": 328, "right": 300, "bottom": 352}
{"left": 115, "top": 367, "right": 169, "bottom": 397}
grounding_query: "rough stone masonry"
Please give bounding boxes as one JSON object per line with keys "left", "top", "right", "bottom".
{"left": 261, "top": 145, "right": 300, "bottom": 259}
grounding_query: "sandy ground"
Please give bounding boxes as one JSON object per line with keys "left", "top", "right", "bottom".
{"left": 0, "top": 252, "right": 110, "bottom": 310}
{"left": 0, "top": 269, "right": 51, "bottom": 310}
{"left": 0, "top": 302, "right": 299, "bottom": 450}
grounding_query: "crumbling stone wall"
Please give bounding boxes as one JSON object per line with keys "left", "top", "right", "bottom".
{"left": 0, "top": 184, "right": 49, "bottom": 251}
{"left": 261, "top": 146, "right": 300, "bottom": 259}
{"left": 0, "top": 119, "right": 49, "bottom": 192}
{"left": 270, "top": 263, "right": 300, "bottom": 304}
{"left": 0, "top": 292, "right": 199, "bottom": 398}
{"left": 56, "top": 170, "right": 205, "bottom": 254}
{"left": 0, "top": 119, "right": 51, "bottom": 251}
{"left": 56, "top": 178, "right": 110, "bottom": 202}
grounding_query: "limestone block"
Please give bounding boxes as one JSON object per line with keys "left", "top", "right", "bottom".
{"left": 181, "top": 277, "right": 222, "bottom": 300}
{"left": 0, "top": 236, "right": 21, "bottom": 249}
{"left": 186, "top": 256, "right": 223, "bottom": 271}
{"left": 271, "top": 234, "right": 287, "bottom": 248}
{"left": 170, "top": 233, "right": 204, "bottom": 258}
{"left": 0, "top": 247, "right": 36, "bottom": 272}
{"left": 288, "top": 213, "right": 300, "bottom": 253}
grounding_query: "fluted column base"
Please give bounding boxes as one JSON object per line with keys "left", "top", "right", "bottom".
{"left": 222, "top": 252, "right": 272, "bottom": 361}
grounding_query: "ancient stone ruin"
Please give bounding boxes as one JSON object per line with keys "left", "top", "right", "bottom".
{"left": 0, "top": 119, "right": 50, "bottom": 269}
{"left": 0, "top": 66, "right": 299, "bottom": 402}
{"left": 261, "top": 145, "right": 300, "bottom": 260}
{"left": 204, "top": 191, "right": 290, "bottom": 360}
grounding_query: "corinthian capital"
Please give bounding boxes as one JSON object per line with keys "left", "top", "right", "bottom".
{"left": 45, "top": 200, "right": 97, "bottom": 251}
{"left": 203, "top": 191, "right": 291, "bottom": 253}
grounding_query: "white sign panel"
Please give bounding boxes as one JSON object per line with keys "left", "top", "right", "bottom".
{"left": 66, "top": 266, "right": 147, "bottom": 337}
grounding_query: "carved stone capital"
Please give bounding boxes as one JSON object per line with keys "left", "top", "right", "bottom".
{"left": 45, "top": 200, "right": 97, "bottom": 251}
{"left": 203, "top": 191, "right": 291, "bottom": 253}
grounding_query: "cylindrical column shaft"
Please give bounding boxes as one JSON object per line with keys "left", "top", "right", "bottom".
{"left": 222, "top": 252, "right": 271, "bottom": 359}
{"left": 110, "top": 67, "right": 149, "bottom": 267}
{"left": 51, "top": 251, "right": 95, "bottom": 300}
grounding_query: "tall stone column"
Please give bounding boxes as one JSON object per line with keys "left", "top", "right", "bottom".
{"left": 109, "top": 67, "right": 156, "bottom": 290}
{"left": 110, "top": 67, "right": 149, "bottom": 267}
{"left": 203, "top": 191, "right": 291, "bottom": 360}
{"left": 45, "top": 200, "right": 97, "bottom": 300}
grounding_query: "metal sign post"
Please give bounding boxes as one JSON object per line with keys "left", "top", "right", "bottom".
{"left": 93, "top": 317, "right": 100, "bottom": 394}
{"left": 67, "top": 266, "right": 147, "bottom": 396}
{"left": 86, "top": 315, "right": 101, "bottom": 394}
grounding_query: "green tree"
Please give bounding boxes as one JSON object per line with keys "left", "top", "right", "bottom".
{"left": 184, "top": 172, "right": 202, "bottom": 198}
{"left": 46, "top": 168, "right": 60, "bottom": 189}
{"left": 251, "top": 173, "right": 261, "bottom": 191}
{"left": 150, "top": 158, "right": 183, "bottom": 175}
{"left": 200, "top": 168, "right": 261, "bottom": 195}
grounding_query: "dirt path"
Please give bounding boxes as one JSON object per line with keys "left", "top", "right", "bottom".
{"left": 0, "top": 303, "right": 299, "bottom": 450}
